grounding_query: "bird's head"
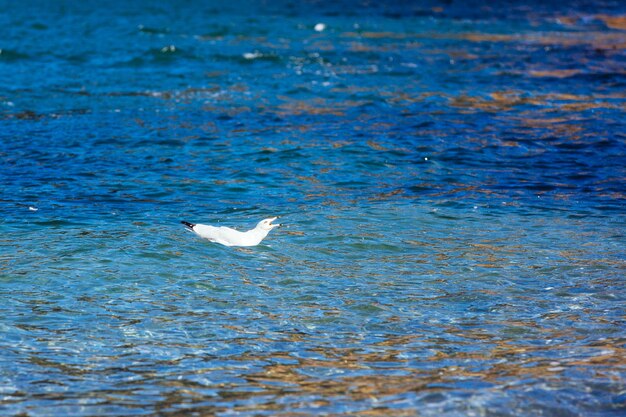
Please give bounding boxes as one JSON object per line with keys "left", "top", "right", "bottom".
{"left": 257, "top": 217, "right": 281, "bottom": 231}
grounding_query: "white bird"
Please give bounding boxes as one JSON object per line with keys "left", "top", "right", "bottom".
{"left": 181, "top": 217, "right": 281, "bottom": 247}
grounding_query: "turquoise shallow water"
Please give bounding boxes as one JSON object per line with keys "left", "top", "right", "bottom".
{"left": 1, "top": 1, "right": 625, "bottom": 415}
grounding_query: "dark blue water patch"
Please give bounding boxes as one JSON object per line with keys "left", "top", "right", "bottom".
{"left": 0, "top": 48, "right": 31, "bottom": 61}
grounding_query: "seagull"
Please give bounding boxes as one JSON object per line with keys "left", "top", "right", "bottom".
{"left": 181, "top": 217, "right": 281, "bottom": 247}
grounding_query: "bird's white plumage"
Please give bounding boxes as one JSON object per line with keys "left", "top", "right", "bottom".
{"left": 183, "top": 217, "right": 280, "bottom": 247}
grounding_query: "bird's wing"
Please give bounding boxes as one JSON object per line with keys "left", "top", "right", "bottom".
{"left": 192, "top": 224, "right": 218, "bottom": 239}
{"left": 193, "top": 224, "right": 247, "bottom": 246}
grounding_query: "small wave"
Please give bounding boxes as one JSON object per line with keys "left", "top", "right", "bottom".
{"left": 113, "top": 45, "right": 198, "bottom": 67}
{"left": 210, "top": 52, "right": 283, "bottom": 64}
{"left": 0, "top": 48, "right": 29, "bottom": 61}
{"left": 137, "top": 25, "right": 170, "bottom": 35}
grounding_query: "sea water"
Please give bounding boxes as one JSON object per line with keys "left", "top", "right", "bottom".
{"left": 1, "top": 1, "right": 625, "bottom": 415}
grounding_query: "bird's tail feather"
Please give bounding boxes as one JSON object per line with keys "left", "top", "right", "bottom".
{"left": 181, "top": 221, "right": 195, "bottom": 230}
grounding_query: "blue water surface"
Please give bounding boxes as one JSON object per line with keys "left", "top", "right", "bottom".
{"left": 1, "top": 1, "right": 625, "bottom": 416}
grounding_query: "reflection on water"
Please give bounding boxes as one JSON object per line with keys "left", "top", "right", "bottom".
{"left": 1, "top": 0, "right": 625, "bottom": 415}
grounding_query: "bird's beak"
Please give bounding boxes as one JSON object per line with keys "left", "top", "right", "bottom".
{"left": 270, "top": 216, "right": 281, "bottom": 227}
